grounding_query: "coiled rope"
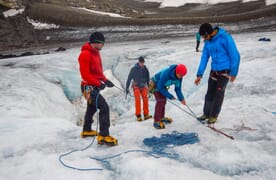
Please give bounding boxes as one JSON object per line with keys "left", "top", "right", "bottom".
{"left": 59, "top": 86, "right": 199, "bottom": 171}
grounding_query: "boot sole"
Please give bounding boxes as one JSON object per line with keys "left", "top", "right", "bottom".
{"left": 98, "top": 140, "right": 118, "bottom": 146}
{"left": 81, "top": 135, "right": 97, "bottom": 138}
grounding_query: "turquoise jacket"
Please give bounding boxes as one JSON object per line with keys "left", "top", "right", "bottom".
{"left": 152, "top": 65, "right": 184, "bottom": 101}
{"left": 196, "top": 32, "right": 201, "bottom": 41}
{"left": 196, "top": 27, "right": 240, "bottom": 77}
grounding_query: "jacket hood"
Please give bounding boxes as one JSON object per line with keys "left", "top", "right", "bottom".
{"left": 81, "top": 42, "right": 98, "bottom": 54}
{"left": 134, "top": 62, "right": 147, "bottom": 69}
{"left": 168, "top": 64, "right": 177, "bottom": 79}
{"left": 212, "top": 27, "right": 226, "bottom": 40}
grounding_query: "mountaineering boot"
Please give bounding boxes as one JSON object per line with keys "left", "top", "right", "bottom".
{"left": 136, "top": 115, "right": 143, "bottom": 122}
{"left": 97, "top": 135, "right": 118, "bottom": 146}
{"left": 161, "top": 117, "right": 173, "bottom": 124}
{"left": 80, "top": 130, "right": 98, "bottom": 138}
{"left": 207, "top": 117, "right": 217, "bottom": 124}
{"left": 153, "top": 121, "right": 165, "bottom": 129}
{"left": 197, "top": 115, "right": 209, "bottom": 121}
{"left": 144, "top": 114, "right": 152, "bottom": 120}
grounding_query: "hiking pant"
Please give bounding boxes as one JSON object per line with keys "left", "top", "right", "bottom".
{"left": 81, "top": 85, "right": 110, "bottom": 136}
{"left": 203, "top": 71, "right": 229, "bottom": 118}
{"left": 133, "top": 86, "right": 149, "bottom": 116}
{"left": 196, "top": 40, "right": 200, "bottom": 51}
{"left": 153, "top": 91, "right": 166, "bottom": 122}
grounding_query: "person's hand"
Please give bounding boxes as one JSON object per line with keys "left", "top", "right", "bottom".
{"left": 194, "top": 77, "right": 201, "bottom": 86}
{"left": 126, "top": 89, "right": 129, "bottom": 94}
{"left": 98, "top": 83, "right": 106, "bottom": 90}
{"left": 230, "top": 76, "right": 236, "bottom": 82}
{"left": 180, "top": 99, "right": 186, "bottom": 105}
{"left": 105, "top": 80, "right": 114, "bottom": 87}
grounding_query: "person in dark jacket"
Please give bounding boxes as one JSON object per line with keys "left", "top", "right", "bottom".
{"left": 151, "top": 64, "right": 187, "bottom": 129}
{"left": 194, "top": 23, "right": 240, "bottom": 124}
{"left": 126, "top": 56, "right": 152, "bottom": 121}
{"left": 78, "top": 32, "right": 117, "bottom": 146}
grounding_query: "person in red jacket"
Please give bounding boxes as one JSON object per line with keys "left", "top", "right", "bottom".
{"left": 78, "top": 32, "right": 117, "bottom": 146}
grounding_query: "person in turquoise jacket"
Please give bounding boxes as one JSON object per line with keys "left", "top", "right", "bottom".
{"left": 151, "top": 64, "right": 187, "bottom": 129}
{"left": 194, "top": 23, "right": 240, "bottom": 124}
{"left": 196, "top": 32, "right": 201, "bottom": 52}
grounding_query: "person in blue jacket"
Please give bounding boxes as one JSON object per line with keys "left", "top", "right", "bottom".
{"left": 194, "top": 23, "right": 240, "bottom": 124}
{"left": 196, "top": 32, "right": 201, "bottom": 52}
{"left": 150, "top": 64, "right": 187, "bottom": 129}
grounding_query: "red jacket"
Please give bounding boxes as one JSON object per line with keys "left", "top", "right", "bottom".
{"left": 78, "top": 42, "right": 107, "bottom": 86}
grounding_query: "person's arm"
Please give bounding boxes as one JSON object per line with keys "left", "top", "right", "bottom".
{"left": 157, "top": 71, "right": 174, "bottom": 99}
{"left": 145, "top": 66, "right": 150, "bottom": 86}
{"left": 126, "top": 68, "right": 134, "bottom": 90}
{"left": 175, "top": 79, "right": 184, "bottom": 101}
{"left": 195, "top": 44, "right": 210, "bottom": 85}
{"left": 227, "top": 35, "right": 240, "bottom": 82}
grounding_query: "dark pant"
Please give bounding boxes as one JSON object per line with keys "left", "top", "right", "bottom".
{"left": 203, "top": 71, "right": 229, "bottom": 118}
{"left": 153, "top": 91, "right": 167, "bottom": 122}
{"left": 196, "top": 41, "right": 200, "bottom": 51}
{"left": 81, "top": 85, "right": 110, "bottom": 136}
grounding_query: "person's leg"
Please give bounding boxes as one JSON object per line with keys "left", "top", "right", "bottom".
{"left": 95, "top": 93, "right": 117, "bottom": 145}
{"left": 141, "top": 87, "right": 149, "bottom": 116}
{"left": 203, "top": 77, "right": 217, "bottom": 117}
{"left": 196, "top": 41, "right": 200, "bottom": 51}
{"left": 209, "top": 75, "right": 229, "bottom": 118}
{"left": 83, "top": 102, "right": 97, "bottom": 131}
{"left": 81, "top": 85, "right": 97, "bottom": 132}
{"left": 133, "top": 87, "right": 141, "bottom": 117}
{"left": 97, "top": 94, "right": 110, "bottom": 136}
{"left": 153, "top": 91, "right": 166, "bottom": 122}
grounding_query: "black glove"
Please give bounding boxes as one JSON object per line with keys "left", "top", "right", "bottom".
{"left": 105, "top": 80, "right": 114, "bottom": 87}
{"left": 98, "top": 83, "right": 106, "bottom": 90}
{"left": 126, "top": 89, "right": 129, "bottom": 94}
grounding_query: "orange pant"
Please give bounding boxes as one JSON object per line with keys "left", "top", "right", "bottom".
{"left": 133, "top": 86, "right": 149, "bottom": 116}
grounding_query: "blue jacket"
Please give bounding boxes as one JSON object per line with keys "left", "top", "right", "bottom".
{"left": 196, "top": 27, "right": 240, "bottom": 77}
{"left": 152, "top": 65, "right": 184, "bottom": 101}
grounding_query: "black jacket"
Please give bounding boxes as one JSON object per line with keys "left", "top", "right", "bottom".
{"left": 126, "top": 63, "right": 150, "bottom": 89}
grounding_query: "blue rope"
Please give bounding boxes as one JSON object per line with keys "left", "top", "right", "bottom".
{"left": 143, "top": 131, "right": 199, "bottom": 152}
{"left": 58, "top": 92, "right": 101, "bottom": 171}
{"left": 167, "top": 100, "right": 196, "bottom": 118}
{"left": 59, "top": 130, "right": 199, "bottom": 171}
{"left": 89, "top": 131, "right": 199, "bottom": 164}
{"left": 90, "top": 149, "right": 161, "bottom": 162}
{"left": 59, "top": 87, "right": 200, "bottom": 171}
{"left": 115, "top": 85, "right": 197, "bottom": 119}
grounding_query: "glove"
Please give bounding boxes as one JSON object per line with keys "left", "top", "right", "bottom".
{"left": 105, "top": 80, "right": 114, "bottom": 87}
{"left": 98, "top": 83, "right": 106, "bottom": 90}
{"left": 126, "top": 89, "right": 129, "bottom": 94}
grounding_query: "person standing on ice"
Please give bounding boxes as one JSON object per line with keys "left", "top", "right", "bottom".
{"left": 149, "top": 64, "right": 187, "bottom": 129}
{"left": 126, "top": 56, "right": 152, "bottom": 121}
{"left": 194, "top": 23, "right": 240, "bottom": 124}
{"left": 196, "top": 32, "right": 201, "bottom": 52}
{"left": 78, "top": 32, "right": 117, "bottom": 146}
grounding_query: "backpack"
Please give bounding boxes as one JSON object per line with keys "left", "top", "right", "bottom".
{"left": 148, "top": 79, "right": 156, "bottom": 94}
